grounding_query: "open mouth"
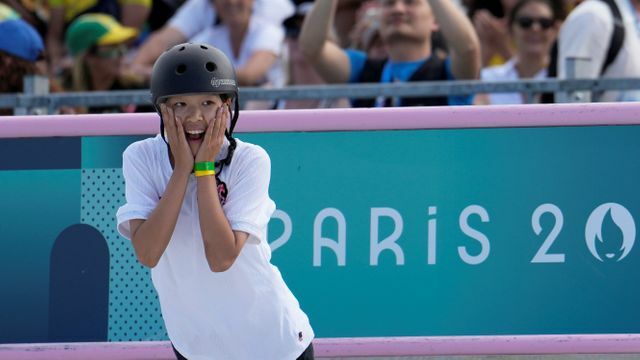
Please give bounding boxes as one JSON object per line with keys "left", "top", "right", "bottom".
{"left": 186, "top": 129, "right": 205, "bottom": 141}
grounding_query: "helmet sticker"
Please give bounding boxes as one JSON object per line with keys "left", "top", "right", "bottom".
{"left": 211, "top": 77, "right": 237, "bottom": 88}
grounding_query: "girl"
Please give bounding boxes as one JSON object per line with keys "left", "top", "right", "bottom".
{"left": 116, "top": 43, "right": 314, "bottom": 360}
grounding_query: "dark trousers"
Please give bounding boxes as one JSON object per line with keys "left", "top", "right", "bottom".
{"left": 172, "top": 342, "right": 314, "bottom": 360}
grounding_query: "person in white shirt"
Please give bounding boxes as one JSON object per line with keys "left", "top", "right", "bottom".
{"left": 475, "top": 0, "right": 561, "bottom": 105}
{"left": 557, "top": 0, "right": 640, "bottom": 102}
{"left": 116, "top": 43, "right": 314, "bottom": 360}
{"left": 123, "top": 0, "right": 293, "bottom": 82}
{"left": 190, "top": 0, "right": 285, "bottom": 88}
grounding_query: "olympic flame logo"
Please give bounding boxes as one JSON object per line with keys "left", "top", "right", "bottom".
{"left": 585, "top": 203, "right": 635, "bottom": 262}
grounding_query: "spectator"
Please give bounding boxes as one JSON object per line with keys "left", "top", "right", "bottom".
{"left": 124, "top": 0, "right": 294, "bottom": 82}
{"left": 476, "top": 0, "right": 561, "bottom": 105}
{"left": 0, "top": 18, "right": 44, "bottom": 114}
{"left": 465, "top": 0, "right": 568, "bottom": 67}
{"left": 64, "top": 13, "right": 139, "bottom": 112}
{"left": 299, "top": 0, "right": 481, "bottom": 107}
{"left": 189, "top": 0, "right": 284, "bottom": 88}
{"left": 46, "top": 0, "right": 151, "bottom": 76}
{"left": 278, "top": 1, "right": 351, "bottom": 109}
{"left": 346, "top": 3, "right": 450, "bottom": 60}
{"left": 557, "top": 0, "right": 640, "bottom": 102}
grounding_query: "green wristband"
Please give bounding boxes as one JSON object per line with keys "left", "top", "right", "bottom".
{"left": 194, "top": 162, "right": 215, "bottom": 171}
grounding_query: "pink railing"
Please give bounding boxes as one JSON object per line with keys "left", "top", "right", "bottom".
{"left": 0, "top": 103, "right": 639, "bottom": 138}
{"left": 2, "top": 335, "right": 640, "bottom": 359}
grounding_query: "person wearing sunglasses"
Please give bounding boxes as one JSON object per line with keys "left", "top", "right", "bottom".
{"left": 63, "top": 13, "right": 140, "bottom": 113}
{"left": 476, "top": 0, "right": 561, "bottom": 105}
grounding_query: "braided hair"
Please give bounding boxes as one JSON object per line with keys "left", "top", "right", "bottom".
{"left": 217, "top": 94, "right": 238, "bottom": 173}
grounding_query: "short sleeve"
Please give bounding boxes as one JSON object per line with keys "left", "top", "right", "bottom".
{"left": 246, "top": 19, "right": 285, "bottom": 55}
{"left": 223, "top": 145, "right": 276, "bottom": 244}
{"left": 557, "top": 2, "right": 611, "bottom": 79}
{"left": 345, "top": 49, "right": 367, "bottom": 83}
{"left": 168, "top": 0, "right": 215, "bottom": 39}
{"left": 116, "top": 143, "right": 161, "bottom": 240}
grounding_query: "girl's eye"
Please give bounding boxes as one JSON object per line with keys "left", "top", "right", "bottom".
{"left": 203, "top": 100, "right": 215, "bottom": 106}
{"left": 173, "top": 102, "right": 185, "bottom": 108}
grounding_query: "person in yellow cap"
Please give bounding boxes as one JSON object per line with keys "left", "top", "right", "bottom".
{"left": 66, "top": 13, "right": 138, "bottom": 56}
{"left": 47, "top": 0, "right": 150, "bottom": 76}
{"left": 63, "top": 13, "right": 139, "bottom": 112}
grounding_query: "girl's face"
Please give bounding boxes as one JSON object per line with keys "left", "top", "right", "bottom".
{"left": 165, "top": 93, "right": 228, "bottom": 156}
{"left": 511, "top": 1, "right": 558, "bottom": 59}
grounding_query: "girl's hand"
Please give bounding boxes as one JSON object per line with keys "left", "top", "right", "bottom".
{"left": 161, "top": 103, "right": 194, "bottom": 174}
{"left": 195, "top": 105, "right": 229, "bottom": 164}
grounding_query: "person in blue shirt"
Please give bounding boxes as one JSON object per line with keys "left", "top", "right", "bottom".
{"left": 299, "top": 0, "right": 481, "bottom": 107}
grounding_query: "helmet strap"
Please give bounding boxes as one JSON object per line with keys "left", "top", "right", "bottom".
{"left": 228, "top": 96, "right": 240, "bottom": 136}
{"left": 156, "top": 104, "right": 170, "bottom": 146}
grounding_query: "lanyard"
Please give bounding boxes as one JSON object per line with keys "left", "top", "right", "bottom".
{"left": 374, "top": 58, "right": 430, "bottom": 107}
{"left": 375, "top": 61, "right": 401, "bottom": 107}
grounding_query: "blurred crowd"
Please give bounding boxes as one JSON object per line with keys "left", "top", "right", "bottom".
{"left": 0, "top": 0, "right": 638, "bottom": 115}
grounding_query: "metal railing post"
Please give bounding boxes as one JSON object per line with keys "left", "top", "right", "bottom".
{"left": 15, "top": 75, "right": 50, "bottom": 115}
{"left": 559, "top": 57, "right": 592, "bottom": 103}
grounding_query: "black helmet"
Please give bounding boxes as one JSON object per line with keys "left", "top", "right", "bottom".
{"left": 151, "top": 42, "right": 240, "bottom": 135}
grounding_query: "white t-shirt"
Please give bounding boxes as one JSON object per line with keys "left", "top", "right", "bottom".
{"left": 191, "top": 15, "right": 285, "bottom": 88}
{"left": 169, "top": 0, "right": 294, "bottom": 39}
{"left": 116, "top": 135, "right": 314, "bottom": 360}
{"left": 558, "top": 0, "right": 640, "bottom": 102}
{"left": 480, "top": 58, "right": 547, "bottom": 105}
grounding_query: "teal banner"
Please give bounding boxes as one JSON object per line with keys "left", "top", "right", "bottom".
{"left": 1, "top": 125, "right": 639, "bottom": 343}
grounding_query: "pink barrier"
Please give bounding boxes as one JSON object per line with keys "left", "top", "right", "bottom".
{"left": 1, "top": 104, "right": 639, "bottom": 359}
{"left": 316, "top": 335, "right": 640, "bottom": 356}
{"left": 2, "top": 335, "right": 640, "bottom": 359}
{"left": 0, "top": 103, "right": 639, "bottom": 138}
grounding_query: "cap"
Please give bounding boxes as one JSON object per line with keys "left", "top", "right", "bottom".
{"left": 65, "top": 13, "right": 138, "bottom": 55}
{"left": 0, "top": 18, "right": 44, "bottom": 61}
